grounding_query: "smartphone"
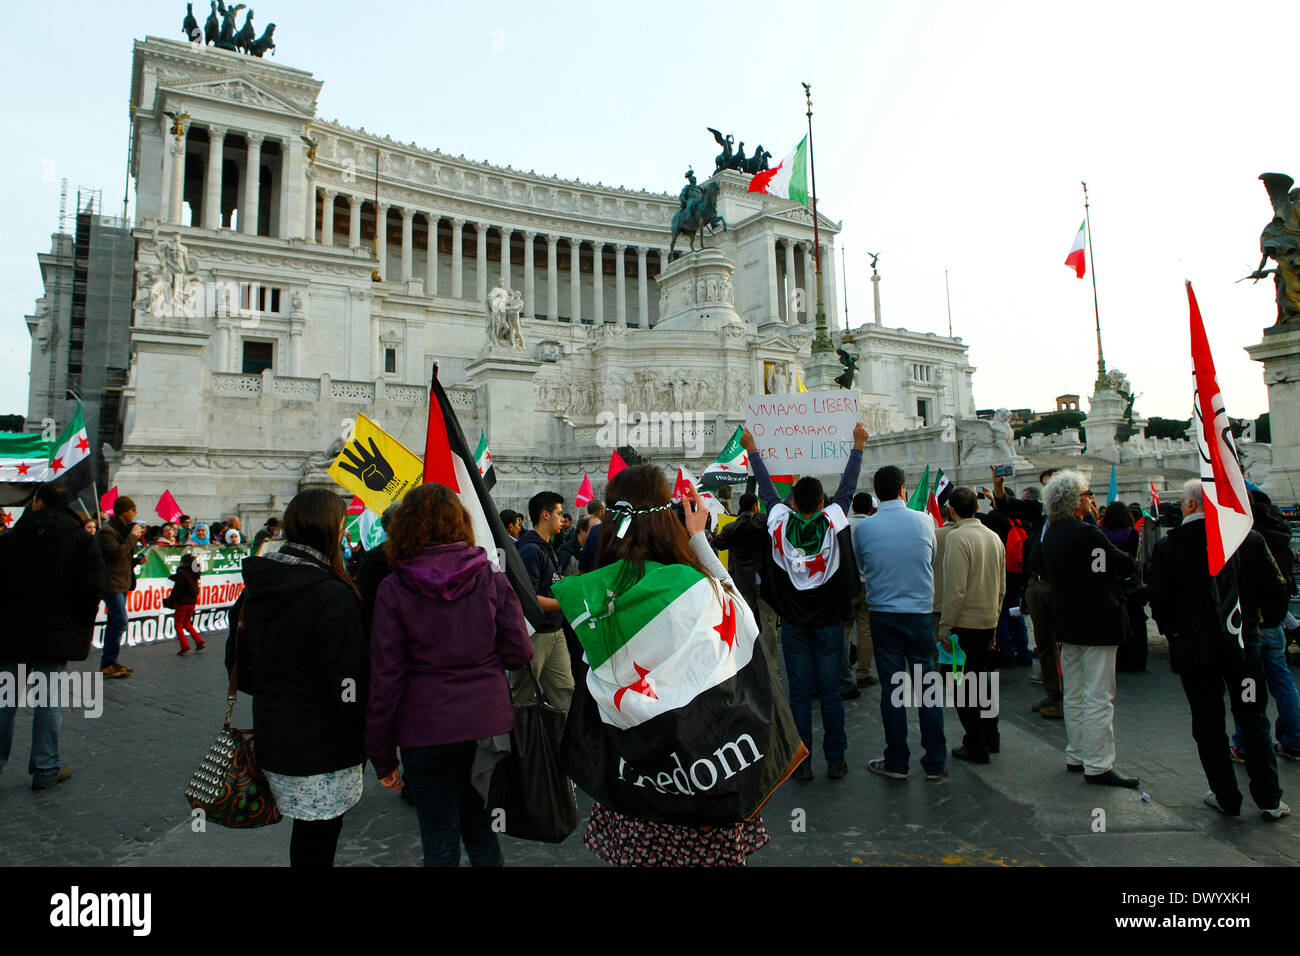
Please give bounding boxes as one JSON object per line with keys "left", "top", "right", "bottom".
{"left": 993, "top": 464, "right": 1014, "bottom": 478}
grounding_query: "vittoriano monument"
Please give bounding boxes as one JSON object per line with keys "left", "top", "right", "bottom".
{"left": 670, "top": 169, "right": 726, "bottom": 255}
{"left": 187, "top": 1, "right": 276, "bottom": 56}
{"left": 707, "top": 129, "right": 772, "bottom": 176}
{"left": 1248, "top": 173, "right": 1300, "bottom": 326}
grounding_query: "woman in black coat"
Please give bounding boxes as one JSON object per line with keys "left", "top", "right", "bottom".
{"left": 1035, "top": 471, "right": 1139, "bottom": 788}
{"left": 225, "top": 488, "right": 367, "bottom": 867}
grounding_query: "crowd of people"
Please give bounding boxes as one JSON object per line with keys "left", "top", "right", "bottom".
{"left": 2, "top": 430, "right": 1299, "bottom": 863}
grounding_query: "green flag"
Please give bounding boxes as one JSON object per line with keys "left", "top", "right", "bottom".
{"left": 907, "top": 465, "right": 932, "bottom": 511}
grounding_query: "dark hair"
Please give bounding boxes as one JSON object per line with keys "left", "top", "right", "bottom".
{"left": 35, "top": 483, "right": 73, "bottom": 509}
{"left": 739, "top": 492, "right": 759, "bottom": 513}
{"left": 595, "top": 465, "right": 731, "bottom": 598}
{"left": 266, "top": 517, "right": 281, "bottom": 528}
{"left": 529, "top": 492, "right": 564, "bottom": 526}
{"left": 1039, "top": 468, "right": 1057, "bottom": 484}
{"left": 179, "top": 514, "right": 190, "bottom": 523}
{"left": 113, "top": 495, "right": 137, "bottom": 517}
{"left": 587, "top": 499, "right": 605, "bottom": 516}
{"left": 499, "top": 509, "right": 519, "bottom": 529}
{"left": 282, "top": 489, "right": 358, "bottom": 597}
{"left": 874, "top": 466, "right": 905, "bottom": 502}
{"left": 562, "top": 512, "right": 573, "bottom": 522}
{"left": 792, "top": 477, "right": 824, "bottom": 515}
{"left": 950, "top": 487, "right": 978, "bottom": 519}
{"left": 180, "top": 552, "right": 197, "bottom": 571}
{"left": 575, "top": 514, "right": 593, "bottom": 534}
{"left": 385, "top": 482, "right": 474, "bottom": 566}
{"left": 1101, "top": 500, "right": 1135, "bottom": 530}
{"left": 852, "top": 492, "right": 874, "bottom": 515}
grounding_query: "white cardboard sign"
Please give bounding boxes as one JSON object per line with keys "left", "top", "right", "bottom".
{"left": 745, "top": 392, "right": 860, "bottom": 470}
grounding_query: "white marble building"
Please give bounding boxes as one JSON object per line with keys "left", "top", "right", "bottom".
{"left": 24, "top": 37, "right": 981, "bottom": 522}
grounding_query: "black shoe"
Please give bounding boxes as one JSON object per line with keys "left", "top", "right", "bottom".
{"left": 1066, "top": 762, "right": 1084, "bottom": 773}
{"left": 794, "top": 761, "right": 814, "bottom": 781}
{"left": 987, "top": 742, "right": 1000, "bottom": 755}
{"left": 953, "top": 746, "right": 990, "bottom": 764}
{"left": 1084, "top": 769, "right": 1140, "bottom": 788}
{"left": 857, "top": 674, "right": 879, "bottom": 687}
{"left": 840, "top": 684, "right": 861, "bottom": 700}
{"left": 827, "top": 762, "right": 848, "bottom": 780}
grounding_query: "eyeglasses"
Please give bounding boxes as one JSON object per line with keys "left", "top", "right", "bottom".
{"left": 1081, "top": 490, "right": 1095, "bottom": 498}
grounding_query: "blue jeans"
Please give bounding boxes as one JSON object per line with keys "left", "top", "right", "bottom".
{"left": 996, "top": 610, "right": 1032, "bottom": 662}
{"left": 781, "top": 622, "right": 847, "bottom": 764}
{"left": 100, "top": 593, "right": 127, "bottom": 669}
{"left": 0, "top": 661, "right": 65, "bottom": 783}
{"left": 1232, "top": 626, "right": 1300, "bottom": 752}
{"left": 400, "top": 741, "right": 504, "bottom": 867}
{"left": 871, "top": 611, "right": 947, "bottom": 775}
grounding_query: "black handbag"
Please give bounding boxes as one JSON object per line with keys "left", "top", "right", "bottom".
{"left": 488, "top": 667, "right": 578, "bottom": 843}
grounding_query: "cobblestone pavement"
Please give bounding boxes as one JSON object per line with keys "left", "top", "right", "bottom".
{"left": 3, "top": 622, "right": 1299, "bottom": 867}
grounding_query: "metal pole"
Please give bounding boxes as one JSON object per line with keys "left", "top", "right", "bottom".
{"left": 803, "top": 83, "right": 831, "bottom": 354}
{"left": 1083, "top": 181, "right": 1106, "bottom": 390}
{"left": 945, "top": 268, "right": 953, "bottom": 338}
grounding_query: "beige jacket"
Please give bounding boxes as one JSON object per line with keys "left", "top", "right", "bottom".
{"left": 937, "top": 517, "right": 1006, "bottom": 638}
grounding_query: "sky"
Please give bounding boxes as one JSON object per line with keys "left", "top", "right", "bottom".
{"left": 0, "top": 0, "right": 1290, "bottom": 423}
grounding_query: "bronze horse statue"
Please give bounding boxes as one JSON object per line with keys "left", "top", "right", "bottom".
{"left": 670, "top": 179, "right": 726, "bottom": 255}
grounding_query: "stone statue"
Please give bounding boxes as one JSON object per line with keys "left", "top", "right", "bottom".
{"left": 956, "top": 409, "right": 1019, "bottom": 464}
{"left": 142, "top": 227, "right": 203, "bottom": 319}
{"left": 1246, "top": 172, "right": 1300, "bottom": 325}
{"left": 834, "top": 347, "right": 859, "bottom": 389}
{"left": 300, "top": 135, "right": 318, "bottom": 165}
{"left": 670, "top": 173, "right": 725, "bottom": 255}
{"left": 486, "top": 276, "right": 526, "bottom": 350}
{"left": 764, "top": 361, "right": 788, "bottom": 395}
{"left": 707, "top": 129, "right": 734, "bottom": 176}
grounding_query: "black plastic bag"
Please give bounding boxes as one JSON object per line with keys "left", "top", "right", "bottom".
{"left": 489, "top": 670, "right": 578, "bottom": 843}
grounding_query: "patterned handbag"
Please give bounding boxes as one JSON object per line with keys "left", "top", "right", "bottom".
{"left": 184, "top": 607, "right": 282, "bottom": 828}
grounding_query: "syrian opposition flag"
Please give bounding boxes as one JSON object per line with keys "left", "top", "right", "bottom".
{"left": 767, "top": 500, "right": 849, "bottom": 590}
{"left": 575, "top": 473, "right": 594, "bottom": 508}
{"left": 423, "top": 364, "right": 547, "bottom": 630}
{"left": 1065, "top": 221, "right": 1086, "bottom": 278}
{"left": 907, "top": 465, "right": 944, "bottom": 527}
{"left": 46, "top": 404, "right": 92, "bottom": 492}
{"left": 0, "top": 431, "right": 52, "bottom": 505}
{"left": 672, "top": 466, "right": 726, "bottom": 518}
{"left": 699, "top": 426, "right": 750, "bottom": 490}
{"left": 554, "top": 558, "right": 807, "bottom": 825}
{"left": 474, "top": 431, "right": 496, "bottom": 489}
{"left": 0, "top": 507, "right": 21, "bottom": 529}
{"left": 934, "top": 469, "right": 952, "bottom": 508}
{"left": 155, "top": 490, "right": 183, "bottom": 523}
{"left": 748, "top": 135, "right": 810, "bottom": 207}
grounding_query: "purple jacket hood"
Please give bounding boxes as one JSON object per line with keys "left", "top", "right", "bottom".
{"left": 395, "top": 543, "right": 490, "bottom": 601}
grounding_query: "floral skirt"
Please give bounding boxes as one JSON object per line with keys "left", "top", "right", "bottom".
{"left": 264, "top": 764, "right": 364, "bottom": 821}
{"left": 584, "top": 801, "right": 770, "bottom": 867}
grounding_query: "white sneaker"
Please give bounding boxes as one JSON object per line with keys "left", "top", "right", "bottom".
{"left": 1203, "top": 791, "right": 1238, "bottom": 816}
{"left": 1030, "top": 673, "right": 1044, "bottom": 685}
{"left": 1261, "top": 801, "right": 1291, "bottom": 822}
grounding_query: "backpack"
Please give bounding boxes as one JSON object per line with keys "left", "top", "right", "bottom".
{"left": 1006, "top": 520, "right": 1029, "bottom": 573}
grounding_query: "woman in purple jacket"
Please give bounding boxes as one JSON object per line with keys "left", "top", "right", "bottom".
{"left": 366, "top": 482, "right": 533, "bottom": 867}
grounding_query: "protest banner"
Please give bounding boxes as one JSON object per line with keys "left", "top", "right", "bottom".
{"left": 744, "top": 392, "right": 861, "bottom": 471}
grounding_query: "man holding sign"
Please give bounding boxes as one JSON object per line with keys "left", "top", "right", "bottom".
{"left": 739, "top": 421, "right": 867, "bottom": 782}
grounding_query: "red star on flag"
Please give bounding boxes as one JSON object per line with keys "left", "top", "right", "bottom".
{"left": 49, "top": 457, "right": 64, "bottom": 474}
{"left": 805, "top": 553, "right": 828, "bottom": 575}
{"left": 713, "top": 598, "right": 737, "bottom": 652}
{"left": 76, "top": 436, "right": 90, "bottom": 452}
{"left": 739, "top": 455, "right": 748, "bottom": 469}
{"left": 773, "top": 524, "right": 784, "bottom": 557}
{"left": 0, "top": 512, "right": 12, "bottom": 528}
{"left": 613, "top": 662, "right": 658, "bottom": 711}
{"left": 15, "top": 462, "right": 30, "bottom": 475}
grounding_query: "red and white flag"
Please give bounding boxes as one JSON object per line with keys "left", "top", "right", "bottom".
{"left": 575, "top": 473, "right": 594, "bottom": 508}
{"left": 1149, "top": 481, "right": 1160, "bottom": 514}
{"left": 607, "top": 449, "right": 628, "bottom": 481}
{"left": 1065, "top": 221, "right": 1086, "bottom": 279}
{"left": 1188, "top": 282, "right": 1252, "bottom": 575}
{"left": 100, "top": 486, "right": 118, "bottom": 515}
{"left": 671, "top": 466, "right": 725, "bottom": 517}
{"left": 155, "top": 490, "right": 183, "bottom": 523}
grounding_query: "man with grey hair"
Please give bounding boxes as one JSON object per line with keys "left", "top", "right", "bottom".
{"left": 1148, "top": 478, "right": 1291, "bottom": 819}
{"left": 1034, "top": 470, "right": 1140, "bottom": 787}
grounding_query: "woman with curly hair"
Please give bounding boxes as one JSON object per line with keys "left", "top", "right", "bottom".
{"left": 366, "top": 482, "right": 533, "bottom": 867}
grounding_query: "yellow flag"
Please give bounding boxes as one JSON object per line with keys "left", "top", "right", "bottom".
{"left": 796, "top": 372, "right": 808, "bottom": 393}
{"left": 328, "top": 413, "right": 424, "bottom": 515}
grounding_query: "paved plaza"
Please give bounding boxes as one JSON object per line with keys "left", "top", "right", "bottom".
{"left": 1, "top": 623, "right": 1297, "bottom": 868}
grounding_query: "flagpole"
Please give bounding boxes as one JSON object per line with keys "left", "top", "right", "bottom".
{"left": 1083, "top": 181, "right": 1107, "bottom": 390}
{"left": 839, "top": 245, "right": 851, "bottom": 343}
{"left": 945, "top": 268, "right": 953, "bottom": 338}
{"left": 803, "top": 82, "right": 832, "bottom": 354}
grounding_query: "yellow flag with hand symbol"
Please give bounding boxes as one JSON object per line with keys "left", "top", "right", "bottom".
{"left": 328, "top": 413, "right": 424, "bottom": 516}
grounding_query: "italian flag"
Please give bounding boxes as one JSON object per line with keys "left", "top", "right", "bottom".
{"left": 1065, "top": 221, "right": 1086, "bottom": 278}
{"left": 474, "top": 430, "right": 496, "bottom": 489}
{"left": 699, "top": 426, "right": 750, "bottom": 490}
{"left": 747, "top": 136, "right": 810, "bottom": 207}
{"left": 556, "top": 560, "right": 759, "bottom": 730}
{"left": 907, "top": 464, "right": 944, "bottom": 527}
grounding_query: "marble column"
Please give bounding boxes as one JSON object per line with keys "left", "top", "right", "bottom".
{"left": 242, "top": 132, "right": 263, "bottom": 236}
{"left": 569, "top": 238, "right": 582, "bottom": 322}
{"left": 783, "top": 240, "right": 797, "bottom": 323}
{"left": 768, "top": 235, "right": 781, "bottom": 324}
{"left": 348, "top": 194, "right": 362, "bottom": 250}
{"left": 824, "top": 243, "right": 839, "bottom": 332}
{"left": 320, "top": 189, "right": 336, "bottom": 246}
{"left": 803, "top": 245, "right": 815, "bottom": 324}
{"left": 451, "top": 218, "right": 465, "bottom": 298}
{"left": 614, "top": 244, "right": 627, "bottom": 326}
{"left": 401, "top": 208, "right": 414, "bottom": 282}
{"left": 476, "top": 222, "right": 488, "bottom": 303}
{"left": 425, "top": 214, "right": 438, "bottom": 295}
{"left": 546, "top": 235, "right": 559, "bottom": 320}
{"left": 303, "top": 173, "right": 316, "bottom": 243}
{"left": 203, "top": 125, "right": 226, "bottom": 229}
{"left": 523, "top": 232, "right": 536, "bottom": 320}
{"left": 168, "top": 129, "right": 188, "bottom": 224}
{"left": 375, "top": 203, "right": 390, "bottom": 281}
{"left": 592, "top": 241, "right": 605, "bottom": 323}
{"left": 637, "top": 247, "right": 649, "bottom": 329}
{"left": 499, "top": 226, "right": 512, "bottom": 291}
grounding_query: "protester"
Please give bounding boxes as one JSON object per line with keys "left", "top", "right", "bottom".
{"left": 209, "top": 521, "right": 225, "bottom": 543}
{"left": 1037, "top": 471, "right": 1139, "bottom": 787}
{"left": 513, "top": 491, "right": 574, "bottom": 713}
{"left": 356, "top": 504, "right": 399, "bottom": 642}
{"left": 854, "top": 465, "right": 945, "bottom": 780}
{"left": 367, "top": 483, "right": 533, "bottom": 866}
{"left": 225, "top": 489, "right": 368, "bottom": 867}
{"left": 742, "top": 424, "right": 867, "bottom": 781}
{"left": 0, "top": 483, "right": 106, "bottom": 790}
{"left": 557, "top": 514, "right": 597, "bottom": 576}
{"left": 987, "top": 469, "right": 1060, "bottom": 716}
{"left": 177, "top": 514, "right": 192, "bottom": 544}
{"left": 96, "top": 496, "right": 145, "bottom": 678}
{"left": 252, "top": 517, "right": 282, "bottom": 553}
{"left": 577, "top": 467, "right": 770, "bottom": 866}
{"left": 578, "top": 499, "right": 608, "bottom": 572}
{"left": 190, "top": 523, "right": 211, "bottom": 547}
{"left": 1101, "top": 500, "right": 1149, "bottom": 672}
{"left": 555, "top": 512, "right": 573, "bottom": 546}
{"left": 936, "top": 488, "right": 1006, "bottom": 764}
{"left": 714, "top": 492, "right": 777, "bottom": 659}
{"left": 844, "top": 492, "right": 878, "bottom": 688}
{"left": 223, "top": 515, "right": 244, "bottom": 545}
{"left": 157, "top": 522, "right": 178, "bottom": 545}
{"left": 82, "top": 517, "right": 96, "bottom": 535}
{"left": 169, "top": 553, "right": 205, "bottom": 655}
{"left": 1148, "top": 480, "right": 1290, "bottom": 818}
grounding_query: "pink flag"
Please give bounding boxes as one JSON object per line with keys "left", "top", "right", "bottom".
{"left": 575, "top": 473, "right": 594, "bottom": 508}
{"left": 347, "top": 495, "right": 366, "bottom": 516}
{"left": 155, "top": 490, "right": 183, "bottom": 523}
{"left": 607, "top": 450, "right": 628, "bottom": 481}
{"left": 100, "top": 486, "right": 118, "bottom": 514}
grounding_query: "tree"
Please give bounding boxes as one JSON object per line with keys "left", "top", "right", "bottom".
{"left": 1014, "top": 410, "right": 1086, "bottom": 441}
{"left": 1145, "top": 417, "right": 1191, "bottom": 440}
{"left": 0, "top": 414, "right": 25, "bottom": 433}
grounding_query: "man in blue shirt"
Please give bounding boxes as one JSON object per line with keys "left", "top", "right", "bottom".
{"left": 853, "top": 465, "right": 946, "bottom": 780}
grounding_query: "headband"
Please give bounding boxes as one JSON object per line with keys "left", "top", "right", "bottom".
{"left": 608, "top": 499, "right": 673, "bottom": 539}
